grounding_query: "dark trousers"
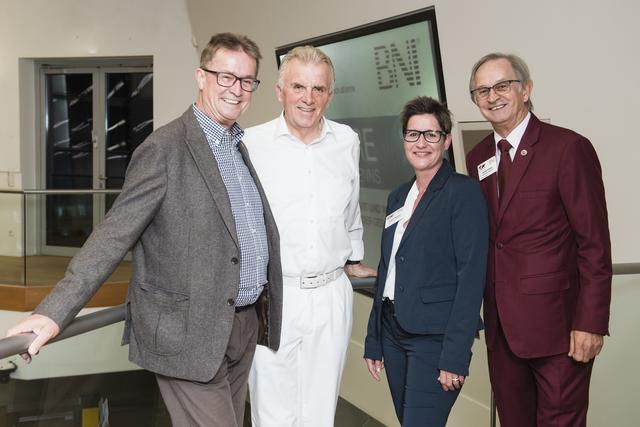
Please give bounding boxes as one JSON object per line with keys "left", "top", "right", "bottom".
{"left": 381, "top": 300, "right": 460, "bottom": 427}
{"left": 488, "top": 321, "right": 594, "bottom": 427}
{"left": 156, "top": 307, "right": 258, "bottom": 427}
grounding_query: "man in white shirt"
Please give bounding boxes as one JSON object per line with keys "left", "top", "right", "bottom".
{"left": 244, "top": 45, "right": 375, "bottom": 427}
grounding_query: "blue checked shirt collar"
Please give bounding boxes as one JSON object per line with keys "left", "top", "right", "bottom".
{"left": 192, "top": 104, "right": 244, "bottom": 147}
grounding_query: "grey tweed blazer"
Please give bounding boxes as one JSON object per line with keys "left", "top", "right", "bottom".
{"left": 36, "top": 108, "right": 283, "bottom": 382}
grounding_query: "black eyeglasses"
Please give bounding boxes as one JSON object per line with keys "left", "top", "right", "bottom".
{"left": 403, "top": 129, "right": 447, "bottom": 144}
{"left": 201, "top": 68, "right": 260, "bottom": 92}
{"left": 470, "top": 79, "right": 521, "bottom": 100}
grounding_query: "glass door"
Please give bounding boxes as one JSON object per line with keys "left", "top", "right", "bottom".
{"left": 43, "top": 71, "right": 96, "bottom": 251}
{"left": 40, "top": 64, "right": 153, "bottom": 255}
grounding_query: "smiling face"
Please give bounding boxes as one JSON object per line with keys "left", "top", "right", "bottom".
{"left": 403, "top": 114, "right": 451, "bottom": 177}
{"left": 195, "top": 47, "right": 257, "bottom": 128}
{"left": 472, "top": 58, "right": 532, "bottom": 137}
{"left": 277, "top": 59, "right": 333, "bottom": 143}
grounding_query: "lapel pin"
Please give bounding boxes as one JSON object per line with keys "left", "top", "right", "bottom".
{"left": 520, "top": 149, "right": 528, "bottom": 156}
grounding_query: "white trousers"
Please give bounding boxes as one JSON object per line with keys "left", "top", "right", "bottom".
{"left": 248, "top": 272, "right": 353, "bottom": 427}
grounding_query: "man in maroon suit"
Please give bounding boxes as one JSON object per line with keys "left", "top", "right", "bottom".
{"left": 465, "top": 53, "right": 612, "bottom": 427}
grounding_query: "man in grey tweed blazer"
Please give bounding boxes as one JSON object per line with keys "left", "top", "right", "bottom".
{"left": 6, "top": 33, "right": 282, "bottom": 426}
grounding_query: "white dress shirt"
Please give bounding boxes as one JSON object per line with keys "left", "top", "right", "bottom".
{"left": 243, "top": 113, "right": 364, "bottom": 277}
{"left": 382, "top": 181, "right": 419, "bottom": 301}
{"left": 493, "top": 112, "right": 531, "bottom": 161}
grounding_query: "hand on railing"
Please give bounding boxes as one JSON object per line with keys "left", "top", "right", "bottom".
{"left": 344, "top": 263, "right": 377, "bottom": 278}
{"left": 5, "top": 314, "right": 60, "bottom": 363}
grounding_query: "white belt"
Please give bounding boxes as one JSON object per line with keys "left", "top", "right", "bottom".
{"left": 283, "top": 267, "right": 344, "bottom": 289}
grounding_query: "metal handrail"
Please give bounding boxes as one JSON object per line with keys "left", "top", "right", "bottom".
{"left": 0, "top": 265, "right": 636, "bottom": 358}
{"left": 0, "top": 305, "right": 125, "bottom": 360}
{"left": 0, "top": 278, "right": 375, "bottom": 361}
{"left": 348, "top": 276, "right": 376, "bottom": 289}
{"left": 613, "top": 263, "right": 640, "bottom": 275}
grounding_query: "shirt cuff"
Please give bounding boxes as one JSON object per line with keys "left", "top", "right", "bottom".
{"left": 350, "top": 239, "right": 364, "bottom": 261}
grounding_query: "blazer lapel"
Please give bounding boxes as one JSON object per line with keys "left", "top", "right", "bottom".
{"left": 182, "top": 109, "right": 239, "bottom": 248}
{"left": 398, "top": 160, "right": 452, "bottom": 252}
{"left": 497, "top": 115, "right": 541, "bottom": 223}
{"left": 475, "top": 138, "right": 500, "bottom": 225}
{"left": 382, "top": 184, "right": 410, "bottom": 267}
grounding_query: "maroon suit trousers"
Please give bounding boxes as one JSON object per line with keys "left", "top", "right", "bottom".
{"left": 488, "top": 321, "right": 594, "bottom": 427}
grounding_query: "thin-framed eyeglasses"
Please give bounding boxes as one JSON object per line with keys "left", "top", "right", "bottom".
{"left": 403, "top": 129, "right": 447, "bottom": 144}
{"left": 201, "top": 68, "right": 260, "bottom": 92}
{"left": 470, "top": 79, "right": 521, "bottom": 100}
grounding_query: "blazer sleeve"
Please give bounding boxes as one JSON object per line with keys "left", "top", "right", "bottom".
{"left": 363, "top": 190, "right": 396, "bottom": 361}
{"left": 363, "top": 272, "right": 384, "bottom": 361}
{"left": 558, "top": 136, "right": 612, "bottom": 335}
{"left": 439, "top": 179, "right": 489, "bottom": 376}
{"left": 35, "top": 138, "right": 168, "bottom": 330}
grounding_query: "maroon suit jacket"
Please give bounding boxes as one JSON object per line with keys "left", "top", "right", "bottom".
{"left": 466, "top": 114, "right": 612, "bottom": 358}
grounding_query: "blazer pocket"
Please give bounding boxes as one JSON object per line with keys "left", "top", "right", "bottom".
{"left": 420, "top": 283, "right": 457, "bottom": 303}
{"left": 131, "top": 283, "right": 190, "bottom": 356}
{"left": 519, "top": 271, "right": 570, "bottom": 295}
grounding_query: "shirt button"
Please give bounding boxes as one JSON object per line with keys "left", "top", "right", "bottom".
{"left": 398, "top": 256, "right": 405, "bottom": 263}
{"left": 231, "top": 257, "right": 239, "bottom": 264}
{"left": 227, "top": 298, "right": 235, "bottom": 307}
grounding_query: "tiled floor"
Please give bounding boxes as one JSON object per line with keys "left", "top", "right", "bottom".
{"left": 244, "top": 398, "right": 386, "bottom": 427}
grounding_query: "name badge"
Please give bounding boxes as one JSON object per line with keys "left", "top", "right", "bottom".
{"left": 385, "top": 207, "right": 406, "bottom": 228}
{"left": 477, "top": 156, "right": 498, "bottom": 181}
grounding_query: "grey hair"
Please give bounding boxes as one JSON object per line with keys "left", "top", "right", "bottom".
{"left": 277, "top": 45, "right": 335, "bottom": 93}
{"left": 469, "top": 53, "right": 533, "bottom": 111}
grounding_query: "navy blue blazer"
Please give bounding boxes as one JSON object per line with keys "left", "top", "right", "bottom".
{"left": 364, "top": 160, "right": 489, "bottom": 376}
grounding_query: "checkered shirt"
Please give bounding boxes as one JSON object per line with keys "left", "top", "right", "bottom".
{"left": 192, "top": 105, "right": 268, "bottom": 306}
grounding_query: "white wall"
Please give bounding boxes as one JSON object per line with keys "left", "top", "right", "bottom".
{"left": 0, "top": 0, "right": 199, "bottom": 176}
{"left": 187, "top": 0, "right": 640, "bottom": 265}
{"left": 0, "top": 0, "right": 199, "bottom": 255}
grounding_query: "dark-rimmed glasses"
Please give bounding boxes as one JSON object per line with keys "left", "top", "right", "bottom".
{"left": 403, "top": 129, "right": 447, "bottom": 144}
{"left": 201, "top": 68, "right": 260, "bottom": 92}
{"left": 470, "top": 79, "right": 521, "bottom": 100}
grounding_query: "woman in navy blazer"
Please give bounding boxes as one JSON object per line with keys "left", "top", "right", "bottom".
{"left": 364, "top": 97, "right": 489, "bottom": 426}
